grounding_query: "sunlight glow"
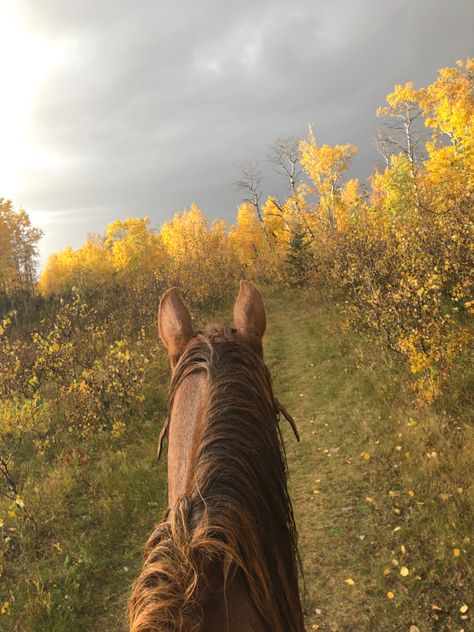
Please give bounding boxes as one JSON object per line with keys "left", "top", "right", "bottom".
{"left": 0, "top": 3, "right": 71, "bottom": 192}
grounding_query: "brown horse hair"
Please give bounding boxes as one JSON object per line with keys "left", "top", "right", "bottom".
{"left": 129, "top": 326, "right": 304, "bottom": 632}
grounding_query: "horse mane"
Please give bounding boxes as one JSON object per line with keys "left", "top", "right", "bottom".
{"left": 129, "top": 327, "right": 304, "bottom": 632}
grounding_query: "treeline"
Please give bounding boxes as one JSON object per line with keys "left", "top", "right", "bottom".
{"left": 37, "top": 58, "right": 473, "bottom": 400}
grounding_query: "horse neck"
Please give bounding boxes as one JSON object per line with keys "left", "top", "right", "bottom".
{"left": 202, "top": 569, "right": 266, "bottom": 632}
{"left": 167, "top": 371, "right": 208, "bottom": 506}
{"left": 166, "top": 372, "right": 267, "bottom": 631}
{"left": 164, "top": 348, "right": 304, "bottom": 632}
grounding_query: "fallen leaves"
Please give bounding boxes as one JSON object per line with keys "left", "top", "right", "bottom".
{"left": 344, "top": 578, "right": 355, "bottom": 586}
{"left": 15, "top": 496, "right": 25, "bottom": 509}
{"left": 399, "top": 566, "right": 409, "bottom": 577}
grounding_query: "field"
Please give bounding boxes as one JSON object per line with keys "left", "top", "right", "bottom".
{"left": 3, "top": 288, "right": 472, "bottom": 631}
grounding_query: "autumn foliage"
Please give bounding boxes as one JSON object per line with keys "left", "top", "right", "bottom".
{"left": 37, "top": 59, "right": 473, "bottom": 400}
{"left": 0, "top": 59, "right": 472, "bottom": 624}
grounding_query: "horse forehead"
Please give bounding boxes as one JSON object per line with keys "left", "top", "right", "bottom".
{"left": 180, "top": 327, "right": 238, "bottom": 357}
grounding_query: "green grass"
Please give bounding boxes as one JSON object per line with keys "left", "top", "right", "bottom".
{"left": 3, "top": 288, "right": 473, "bottom": 631}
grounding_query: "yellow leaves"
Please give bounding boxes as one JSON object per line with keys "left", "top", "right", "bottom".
{"left": 383, "top": 568, "right": 391, "bottom": 576}
{"left": 298, "top": 128, "right": 358, "bottom": 230}
{"left": 0, "top": 601, "right": 10, "bottom": 615}
{"left": 344, "top": 578, "right": 355, "bottom": 586}
{"left": 453, "top": 548, "right": 461, "bottom": 558}
{"left": 300, "top": 129, "right": 358, "bottom": 187}
{"left": 464, "top": 300, "right": 474, "bottom": 315}
{"left": 460, "top": 604, "right": 469, "bottom": 614}
{"left": 377, "top": 82, "right": 420, "bottom": 118}
{"left": 361, "top": 452, "right": 370, "bottom": 461}
{"left": 399, "top": 566, "right": 409, "bottom": 577}
{"left": 15, "top": 496, "right": 24, "bottom": 509}
{"left": 386, "top": 591, "right": 395, "bottom": 600}
{"left": 111, "top": 421, "right": 126, "bottom": 438}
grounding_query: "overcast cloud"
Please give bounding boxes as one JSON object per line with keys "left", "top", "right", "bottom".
{"left": 2, "top": 0, "right": 474, "bottom": 263}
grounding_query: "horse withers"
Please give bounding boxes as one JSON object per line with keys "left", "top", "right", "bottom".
{"left": 129, "top": 281, "right": 304, "bottom": 632}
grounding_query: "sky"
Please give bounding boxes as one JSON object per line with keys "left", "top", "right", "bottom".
{"left": 1, "top": 0, "right": 473, "bottom": 265}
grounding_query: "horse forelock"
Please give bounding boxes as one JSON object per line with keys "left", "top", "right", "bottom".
{"left": 129, "top": 326, "right": 304, "bottom": 632}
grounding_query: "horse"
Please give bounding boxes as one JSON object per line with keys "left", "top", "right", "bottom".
{"left": 129, "top": 280, "right": 304, "bottom": 632}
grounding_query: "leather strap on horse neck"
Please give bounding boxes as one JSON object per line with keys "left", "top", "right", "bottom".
{"left": 156, "top": 416, "right": 169, "bottom": 460}
{"left": 274, "top": 397, "right": 300, "bottom": 442}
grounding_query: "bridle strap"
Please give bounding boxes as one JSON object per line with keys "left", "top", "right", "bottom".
{"left": 156, "top": 415, "right": 169, "bottom": 460}
{"left": 275, "top": 398, "right": 300, "bottom": 442}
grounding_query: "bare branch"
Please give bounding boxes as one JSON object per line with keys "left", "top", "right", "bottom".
{"left": 235, "top": 162, "right": 264, "bottom": 224}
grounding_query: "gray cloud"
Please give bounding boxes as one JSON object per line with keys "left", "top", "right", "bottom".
{"left": 8, "top": 0, "right": 474, "bottom": 262}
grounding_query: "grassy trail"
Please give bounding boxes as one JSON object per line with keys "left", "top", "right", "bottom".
{"left": 263, "top": 289, "right": 472, "bottom": 632}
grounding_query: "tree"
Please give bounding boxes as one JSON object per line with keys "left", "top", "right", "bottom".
{"left": 299, "top": 129, "right": 358, "bottom": 230}
{"left": 0, "top": 200, "right": 43, "bottom": 318}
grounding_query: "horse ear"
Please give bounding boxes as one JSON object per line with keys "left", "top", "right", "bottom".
{"left": 158, "top": 288, "right": 193, "bottom": 365}
{"left": 233, "top": 280, "right": 266, "bottom": 352}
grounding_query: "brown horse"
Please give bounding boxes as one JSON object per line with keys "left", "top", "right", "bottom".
{"left": 129, "top": 281, "right": 304, "bottom": 632}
